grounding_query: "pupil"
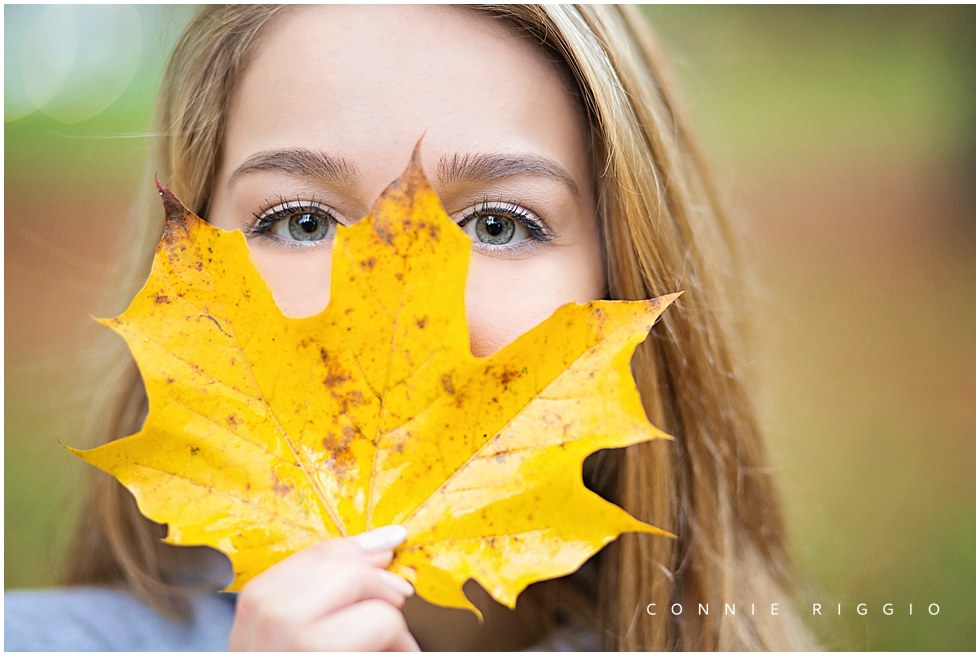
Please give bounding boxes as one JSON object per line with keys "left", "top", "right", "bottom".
{"left": 298, "top": 214, "right": 318, "bottom": 233}
{"left": 484, "top": 216, "right": 504, "bottom": 236}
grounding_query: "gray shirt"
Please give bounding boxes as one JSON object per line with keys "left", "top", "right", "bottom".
{"left": 4, "top": 587, "right": 598, "bottom": 651}
{"left": 4, "top": 588, "right": 236, "bottom": 651}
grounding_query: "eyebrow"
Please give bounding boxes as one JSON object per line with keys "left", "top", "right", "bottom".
{"left": 227, "top": 147, "right": 579, "bottom": 197}
{"left": 436, "top": 152, "right": 580, "bottom": 197}
{"left": 228, "top": 148, "right": 359, "bottom": 187}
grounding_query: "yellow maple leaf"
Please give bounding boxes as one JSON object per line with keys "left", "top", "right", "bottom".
{"left": 70, "top": 150, "right": 679, "bottom": 614}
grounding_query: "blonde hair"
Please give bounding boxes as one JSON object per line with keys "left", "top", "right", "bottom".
{"left": 65, "top": 5, "right": 814, "bottom": 650}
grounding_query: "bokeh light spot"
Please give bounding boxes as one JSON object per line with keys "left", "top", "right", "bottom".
{"left": 5, "top": 5, "right": 142, "bottom": 124}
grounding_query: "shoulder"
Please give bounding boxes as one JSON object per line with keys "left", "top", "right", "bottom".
{"left": 4, "top": 586, "right": 235, "bottom": 652}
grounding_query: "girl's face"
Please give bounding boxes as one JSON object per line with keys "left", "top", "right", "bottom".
{"left": 209, "top": 5, "right": 604, "bottom": 357}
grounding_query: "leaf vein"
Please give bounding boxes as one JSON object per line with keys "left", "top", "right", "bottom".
{"left": 184, "top": 233, "right": 348, "bottom": 537}
{"left": 129, "top": 462, "right": 323, "bottom": 534}
{"left": 400, "top": 339, "right": 610, "bottom": 526}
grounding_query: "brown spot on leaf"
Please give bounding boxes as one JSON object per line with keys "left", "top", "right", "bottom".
{"left": 360, "top": 256, "right": 377, "bottom": 270}
{"left": 324, "top": 371, "right": 349, "bottom": 388}
{"left": 227, "top": 414, "right": 241, "bottom": 428}
{"left": 321, "top": 431, "right": 356, "bottom": 475}
{"left": 190, "top": 447, "right": 200, "bottom": 456}
{"left": 154, "top": 293, "right": 170, "bottom": 304}
{"left": 337, "top": 389, "right": 367, "bottom": 414}
{"left": 498, "top": 367, "right": 520, "bottom": 387}
{"left": 322, "top": 431, "right": 344, "bottom": 451}
{"left": 441, "top": 374, "right": 455, "bottom": 395}
{"left": 376, "top": 223, "right": 395, "bottom": 246}
{"left": 321, "top": 350, "right": 350, "bottom": 388}
{"left": 271, "top": 475, "right": 294, "bottom": 497}
{"left": 416, "top": 315, "right": 428, "bottom": 329}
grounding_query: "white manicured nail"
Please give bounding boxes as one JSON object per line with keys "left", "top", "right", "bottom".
{"left": 354, "top": 525, "right": 407, "bottom": 553}
{"left": 380, "top": 570, "right": 415, "bottom": 597}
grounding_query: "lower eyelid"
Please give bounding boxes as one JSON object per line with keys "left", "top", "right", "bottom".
{"left": 470, "top": 239, "right": 546, "bottom": 258}
{"left": 248, "top": 231, "right": 333, "bottom": 250}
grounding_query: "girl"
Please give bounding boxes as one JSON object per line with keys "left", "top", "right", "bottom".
{"left": 6, "top": 5, "right": 815, "bottom": 651}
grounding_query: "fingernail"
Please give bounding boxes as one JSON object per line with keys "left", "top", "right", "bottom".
{"left": 381, "top": 570, "right": 415, "bottom": 597}
{"left": 354, "top": 525, "right": 407, "bottom": 553}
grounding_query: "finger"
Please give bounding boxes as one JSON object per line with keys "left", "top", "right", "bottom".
{"left": 265, "top": 558, "right": 414, "bottom": 626}
{"left": 389, "top": 625, "right": 422, "bottom": 652}
{"left": 230, "top": 527, "right": 409, "bottom": 649}
{"left": 330, "top": 525, "right": 408, "bottom": 569}
{"left": 351, "top": 525, "right": 408, "bottom": 553}
{"left": 264, "top": 525, "right": 409, "bottom": 606}
{"left": 246, "top": 524, "right": 407, "bottom": 595}
{"left": 279, "top": 524, "right": 407, "bottom": 569}
{"left": 233, "top": 558, "right": 413, "bottom": 649}
{"left": 306, "top": 540, "right": 395, "bottom": 569}
{"left": 295, "top": 599, "right": 418, "bottom": 652}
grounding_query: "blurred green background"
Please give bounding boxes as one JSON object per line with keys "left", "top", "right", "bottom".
{"left": 5, "top": 5, "right": 974, "bottom": 650}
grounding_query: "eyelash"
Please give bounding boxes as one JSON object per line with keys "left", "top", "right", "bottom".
{"left": 242, "top": 194, "right": 337, "bottom": 247}
{"left": 242, "top": 195, "right": 555, "bottom": 250}
{"left": 460, "top": 196, "right": 554, "bottom": 245}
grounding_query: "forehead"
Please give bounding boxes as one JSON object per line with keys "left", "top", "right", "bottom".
{"left": 222, "top": 5, "right": 589, "bottom": 193}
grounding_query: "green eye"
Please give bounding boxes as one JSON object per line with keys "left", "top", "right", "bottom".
{"left": 247, "top": 200, "right": 338, "bottom": 247}
{"left": 287, "top": 210, "right": 331, "bottom": 241}
{"left": 455, "top": 201, "right": 553, "bottom": 254}
{"left": 474, "top": 214, "right": 516, "bottom": 245}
